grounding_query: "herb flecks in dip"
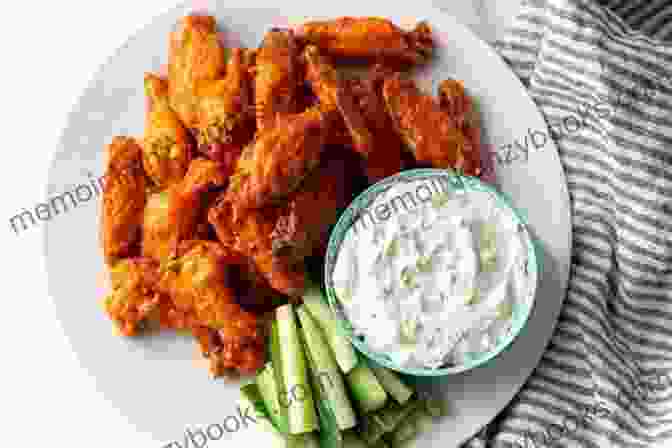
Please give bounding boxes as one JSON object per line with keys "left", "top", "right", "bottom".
{"left": 332, "top": 178, "right": 531, "bottom": 369}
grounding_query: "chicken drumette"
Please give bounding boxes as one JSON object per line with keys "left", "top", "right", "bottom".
{"left": 142, "top": 74, "right": 193, "bottom": 188}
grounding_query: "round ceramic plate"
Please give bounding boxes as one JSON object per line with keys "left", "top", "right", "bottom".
{"left": 45, "top": 1, "right": 571, "bottom": 446}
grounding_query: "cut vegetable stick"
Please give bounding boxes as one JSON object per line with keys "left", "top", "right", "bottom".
{"left": 302, "top": 324, "right": 344, "bottom": 448}
{"left": 257, "top": 362, "right": 290, "bottom": 433}
{"left": 297, "top": 305, "right": 357, "bottom": 430}
{"left": 277, "top": 304, "right": 319, "bottom": 434}
{"left": 269, "top": 320, "right": 290, "bottom": 429}
{"left": 370, "top": 365, "right": 413, "bottom": 405}
{"left": 302, "top": 284, "right": 358, "bottom": 374}
{"left": 312, "top": 377, "right": 344, "bottom": 448}
{"left": 270, "top": 321, "right": 285, "bottom": 398}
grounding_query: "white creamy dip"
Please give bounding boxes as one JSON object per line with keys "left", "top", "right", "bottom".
{"left": 331, "top": 178, "right": 532, "bottom": 369}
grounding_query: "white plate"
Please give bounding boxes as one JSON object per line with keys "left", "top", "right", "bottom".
{"left": 45, "top": 1, "right": 571, "bottom": 446}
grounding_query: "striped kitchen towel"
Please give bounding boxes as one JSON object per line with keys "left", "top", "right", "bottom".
{"left": 464, "top": 1, "right": 672, "bottom": 447}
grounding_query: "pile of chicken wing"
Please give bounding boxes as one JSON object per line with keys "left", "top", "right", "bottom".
{"left": 100, "top": 14, "right": 482, "bottom": 378}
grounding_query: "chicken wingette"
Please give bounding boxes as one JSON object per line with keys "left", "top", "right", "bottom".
{"left": 193, "top": 48, "right": 255, "bottom": 167}
{"left": 303, "top": 45, "right": 374, "bottom": 156}
{"left": 168, "top": 15, "right": 227, "bottom": 129}
{"left": 296, "top": 17, "right": 433, "bottom": 65}
{"left": 383, "top": 75, "right": 480, "bottom": 176}
{"left": 102, "top": 137, "right": 148, "bottom": 264}
{"left": 156, "top": 240, "right": 266, "bottom": 375}
{"left": 438, "top": 78, "right": 482, "bottom": 175}
{"left": 254, "top": 29, "right": 300, "bottom": 132}
{"left": 347, "top": 64, "right": 406, "bottom": 182}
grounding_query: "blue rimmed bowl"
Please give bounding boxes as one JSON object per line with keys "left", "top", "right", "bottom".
{"left": 323, "top": 168, "right": 541, "bottom": 376}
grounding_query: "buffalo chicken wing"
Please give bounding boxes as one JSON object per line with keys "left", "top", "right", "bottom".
{"left": 193, "top": 48, "right": 255, "bottom": 167}
{"left": 383, "top": 75, "right": 480, "bottom": 175}
{"left": 254, "top": 29, "right": 300, "bottom": 132}
{"left": 226, "top": 107, "right": 332, "bottom": 214}
{"left": 102, "top": 137, "right": 148, "bottom": 263}
{"left": 168, "top": 15, "right": 227, "bottom": 129}
{"left": 208, "top": 197, "right": 307, "bottom": 296}
{"left": 347, "top": 65, "right": 406, "bottom": 181}
{"left": 303, "top": 45, "right": 374, "bottom": 156}
{"left": 296, "top": 17, "right": 434, "bottom": 65}
{"left": 156, "top": 240, "right": 265, "bottom": 375}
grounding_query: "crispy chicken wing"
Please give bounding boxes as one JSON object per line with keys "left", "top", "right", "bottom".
{"left": 226, "top": 107, "right": 332, "bottom": 213}
{"left": 155, "top": 241, "right": 242, "bottom": 326}
{"left": 296, "top": 17, "right": 433, "bottom": 65}
{"left": 193, "top": 48, "right": 255, "bottom": 167}
{"left": 303, "top": 45, "right": 374, "bottom": 156}
{"left": 438, "top": 79, "right": 482, "bottom": 174}
{"left": 168, "top": 15, "right": 227, "bottom": 129}
{"left": 102, "top": 137, "right": 148, "bottom": 264}
{"left": 104, "top": 257, "right": 162, "bottom": 336}
{"left": 143, "top": 74, "right": 193, "bottom": 188}
{"left": 347, "top": 65, "right": 406, "bottom": 181}
{"left": 271, "top": 155, "right": 354, "bottom": 262}
{"left": 254, "top": 29, "right": 299, "bottom": 132}
{"left": 208, "top": 197, "right": 306, "bottom": 296}
{"left": 383, "top": 75, "right": 480, "bottom": 175}
{"left": 142, "top": 159, "right": 227, "bottom": 262}
{"left": 156, "top": 240, "right": 265, "bottom": 375}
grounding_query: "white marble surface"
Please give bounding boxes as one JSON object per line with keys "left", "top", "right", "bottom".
{"left": 435, "top": 0, "right": 524, "bottom": 43}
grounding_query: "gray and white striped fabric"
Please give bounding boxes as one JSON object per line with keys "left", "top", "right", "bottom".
{"left": 463, "top": 1, "right": 672, "bottom": 447}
